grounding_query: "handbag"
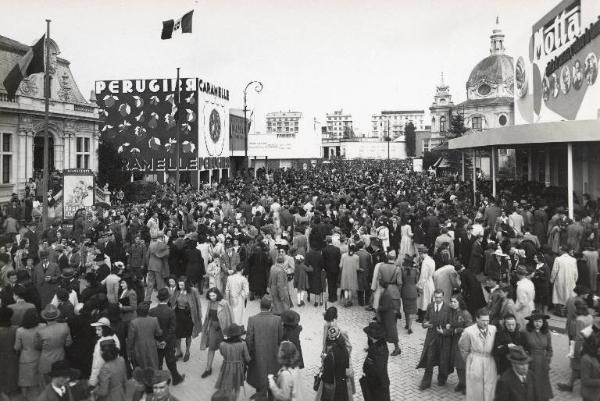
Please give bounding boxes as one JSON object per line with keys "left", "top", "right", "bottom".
{"left": 313, "top": 369, "right": 322, "bottom": 391}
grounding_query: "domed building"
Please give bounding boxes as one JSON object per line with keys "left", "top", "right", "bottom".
{"left": 460, "top": 18, "right": 514, "bottom": 131}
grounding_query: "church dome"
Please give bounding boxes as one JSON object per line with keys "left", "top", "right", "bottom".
{"left": 467, "top": 54, "right": 514, "bottom": 88}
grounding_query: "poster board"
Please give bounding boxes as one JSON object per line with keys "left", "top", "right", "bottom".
{"left": 63, "top": 169, "right": 95, "bottom": 219}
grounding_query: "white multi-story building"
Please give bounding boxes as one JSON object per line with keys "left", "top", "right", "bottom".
{"left": 371, "top": 110, "right": 426, "bottom": 140}
{"left": 324, "top": 109, "right": 353, "bottom": 140}
{"left": 266, "top": 111, "right": 302, "bottom": 137}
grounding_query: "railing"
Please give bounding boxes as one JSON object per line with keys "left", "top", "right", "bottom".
{"left": 0, "top": 93, "right": 17, "bottom": 103}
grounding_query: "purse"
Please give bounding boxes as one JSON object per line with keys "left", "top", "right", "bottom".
{"left": 313, "top": 369, "right": 322, "bottom": 391}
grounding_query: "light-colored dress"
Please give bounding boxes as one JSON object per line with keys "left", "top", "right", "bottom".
{"left": 458, "top": 324, "right": 497, "bottom": 401}
{"left": 514, "top": 277, "right": 535, "bottom": 328}
{"left": 225, "top": 273, "right": 249, "bottom": 326}
{"left": 399, "top": 224, "right": 415, "bottom": 261}
{"left": 339, "top": 253, "right": 359, "bottom": 291}
{"left": 417, "top": 255, "right": 436, "bottom": 311}
{"left": 14, "top": 323, "right": 45, "bottom": 388}
{"left": 551, "top": 253, "right": 578, "bottom": 305}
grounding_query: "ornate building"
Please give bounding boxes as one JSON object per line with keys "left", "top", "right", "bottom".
{"left": 0, "top": 35, "right": 98, "bottom": 202}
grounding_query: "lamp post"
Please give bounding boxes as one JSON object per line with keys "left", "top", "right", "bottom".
{"left": 243, "top": 81, "right": 263, "bottom": 173}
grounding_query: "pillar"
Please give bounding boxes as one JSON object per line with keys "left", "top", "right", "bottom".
{"left": 218, "top": 168, "right": 223, "bottom": 183}
{"left": 491, "top": 147, "right": 497, "bottom": 199}
{"left": 461, "top": 152, "right": 465, "bottom": 182}
{"left": 567, "top": 143, "right": 574, "bottom": 219}
{"left": 582, "top": 145, "right": 589, "bottom": 194}
{"left": 472, "top": 149, "right": 477, "bottom": 204}
{"left": 527, "top": 148, "right": 533, "bottom": 182}
{"left": 544, "top": 149, "right": 551, "bottom": 187}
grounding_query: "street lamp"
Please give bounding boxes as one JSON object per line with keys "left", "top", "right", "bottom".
{"left": 243, "top": 81, "right": 263, "bottom": 172}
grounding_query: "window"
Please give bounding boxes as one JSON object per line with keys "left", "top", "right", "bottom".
{"left": 423, "top": 139, "right": 430, "bottom": 153}
{"left": 439, "top": 116, "right": 446, "bottom": 132}
{"left": 0, "top": 133, "right": 12, "bottom": 184}
{"left": 499, "top": 115, "right": 507, "bottom": 126}
{"left": 472, "top": 116, "right": 482, "bottom": 130}
{"left": 76, "top": 137, "right": 90, "bottom": 169}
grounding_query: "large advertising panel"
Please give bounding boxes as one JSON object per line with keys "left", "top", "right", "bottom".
{"left": 514, "top": 0, "right": 600, "bottom": 123}
{"left": 95, "top": 78, "right": 230, "bottom": 172}
{"left": 63, "top": 169, "right": 94, "bottom": 219}
{"left": 229, "top": 109, "right": 248, "bottom": 152}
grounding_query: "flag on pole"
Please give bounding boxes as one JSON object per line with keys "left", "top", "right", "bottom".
{"left": 161, "top": 10, "right": 193, "bottom": 40}
{"left": 2, "top": 35, "right": 45, "bottom": 98}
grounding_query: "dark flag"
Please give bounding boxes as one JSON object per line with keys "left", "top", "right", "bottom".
{"left": 161, "top": 10, "right": 193, "bottom": 40}
{"left": 2, "top": 35, "right": 45, "bottom": 98}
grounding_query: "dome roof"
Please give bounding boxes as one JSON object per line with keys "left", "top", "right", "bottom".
{"left": 467, "top": 54, "right": 514, "bottom": 87}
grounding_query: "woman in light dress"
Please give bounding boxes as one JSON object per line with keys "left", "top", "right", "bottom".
{"left": 225, "top": 264, "right": 249, "bottom": 326}
{"left": 399, "top": 216, "right": 416, "bottom": 262}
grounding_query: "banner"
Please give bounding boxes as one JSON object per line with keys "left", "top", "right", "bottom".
{"left": 95, "top": 78, "right": 199, "bottom": 171}
{"left": 63, "top": 169, "right": 95, "bottom": 219}
{"left": 229, "top": 109, "right": 249, "bottom": 152}
{"left": 514, "top": 0, "right": 600, "bottom": 123}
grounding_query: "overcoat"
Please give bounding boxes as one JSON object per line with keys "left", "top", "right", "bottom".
{"left": 551, "top": 253, "right": 578, "bottom": 305}
{"left": 494, "top": 368, "right": 537, "bottom": 401}
{"left": 246, "top": 311, "right": 283, "bottom": 391}
{"left": 199, "top": 300, "right": 232, "bottom": 350}
{"left": 416, "top": 303, "right": 453, "bottom": 375}
{"left": 268, "top": 264, "right": 290, "bottom": 315}
{"left": 127, "top": 316, "right": 161, "bottom": 369}
{"left": 458, "top": 323, "right": 497, "bottom": 401}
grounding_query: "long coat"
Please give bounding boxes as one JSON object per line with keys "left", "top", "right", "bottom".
{"left": 35, "top": 322, "right": 72, "bottom": 376}
{"left": 495, "top": 368, "right": 537, "bottom": 401}
{"left": 417, "top": 303, "right": 453, "bottom": 376}
{"left": 522, "top": 329, "right": 553, "bottom": 401}
{"left": 94, "top": 357, "right": 128, "bottom": 401}
{"left": 459, "top": 269, "right": 487, "bottom": 316}
{"left": 492, "top": 325, "right": 525, "bottom": 374}
{"left": 31, "top": 261, "right": 61, "bottom": 307}
{"left": 15, "top": 324, "right": 45, "bottom": 387}
{"left": 449, "top": 308, "right": 472, "bottom": 372}
{"left": 458, "top": 323, "right": 497, "bottom": 401}
{"left": 432, "top": 264, "right": 460, "bottom": 304}
{"left": 581, "top": 353, "right": 600, "bottom": 401}
{"left": 0, "top": 325, "right": 18, "bottom": 394}
{"left": 247, "top": 246, "right": 271, "bottom": 295}
{"left": 416, "top": 255, "right": 435, "bottom": 311}
{"left": 362, "top": 339, "right": 390, "bottom": 401}
{"left": 199, "top": 300, "right": 232, "bottom": 350}
{"left": 268, "top": 264, "right": 290, "bottom": 315}
{"left": 147, "top": 239, "right": 170, "bottom": 278}
{"left": 551, "top": 253, "right": 578, "bottom": 305}
{"left": 469, "top": 239, "right": 484, "bottom": 275}
{"left": 306, "top": 248, "right": 325, "bottom": 294}
{"left": 127, "top": 316, "right": 161, "bottom": 369}
{"left": 246, "top": 311, "right": 283, "bottom": 391}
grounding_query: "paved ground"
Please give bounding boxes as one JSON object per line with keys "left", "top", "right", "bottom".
{"left": 170, "top": 296, "right": 580, "bottom": 401}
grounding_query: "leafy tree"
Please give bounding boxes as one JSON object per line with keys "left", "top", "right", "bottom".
{"left": 97, "top": 137, "right": 131, "bottom": 191}
{"left": 404, "top": 122, "right": 416, "bottom": 157}
{"left": 445, "top": 112, "right": 468, "bottom": 139}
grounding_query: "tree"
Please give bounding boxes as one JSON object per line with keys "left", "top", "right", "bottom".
{"left": 445, "top": 112, "right": 468, "bottom": 139}
{"left": 97, "top": 137, "right": 131, "bottom": 191}
{"left": 404, "top": 122, "right": 416, "bottom": 157}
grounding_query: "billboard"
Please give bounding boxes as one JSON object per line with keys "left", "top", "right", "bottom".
{"left": 229, "top": 109, "right": 249, "bottom": 152}
{"left": 63, "top": 169, "right": 94, "bottom": 219}
{"left": 95, "top": 78, "right": 230, "bottom": 171}
{"left": 514, "top": 0, "right": 600, "bottom": 123}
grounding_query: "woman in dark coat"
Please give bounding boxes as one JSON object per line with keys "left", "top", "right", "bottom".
{"left": 361, "top": 322, "right": 390, "bottom": 401}
{"left": 183, "top": 239, "right": 205, "bottom": 289}
{"left": 523, "top": 311, "right": 554, "bottom": 401}
{"left": 492, "top": 314, "right": 525, "bottom": 375}
{"left": 305, "top": 247, "right": 325, "bottom": 306}
{"left": 449, "top": 294, "right": 472, "bottom": 394}
{"left": 532, "top": 253, "right": 551, "bottom": 314}
{"left": 246, "top": 243, "right": 271, "bottom": 299}
{"left": 400, "top": 256, "right": 419, "bottom": 334}
{"left": 281, "top": 309, "right": 304, "bottom": 369}
{"left": 320, "top": 327, "right": 351, "bottom": 401}
{"left": 377, "top": 280, "right": 401, "bottom": 356}
{"left": 0, "top": 306, "right": 19, "bottom": 396}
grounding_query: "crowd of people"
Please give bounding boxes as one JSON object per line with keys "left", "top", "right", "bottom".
{"left": 0, "top": 159, "right": 599, "bottom": 401}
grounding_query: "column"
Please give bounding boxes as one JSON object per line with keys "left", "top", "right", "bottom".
{"left": 567, "top": 143, "right": 574, "bottom": 219}
{"left": 472, "top": 149, "right": 477, "bottom": 204}
{"left": 17, "top": 130, "right": 28, "bottom": 187}
{"left": 544, "top": 148, "right": 551, "bottom": 187}
{"left": 582, "top": 145, "right": 589, "bottom": 194}
{"left": 218, "top": 168, "right": 223, "bottom": 183}
{"left": 491, "top": 147, "right": 497, "bottom": 198}
{"left": 461, "top": 152, "right": 465, "bottom": 182}
{"left": 527, "top": 148, "right": 533, "bottom": 181}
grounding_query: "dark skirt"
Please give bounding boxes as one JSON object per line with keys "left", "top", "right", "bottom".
{"left": 206, "top": 320, "right": 224, "bottom": 351}
{"left": 402, "top": 297, "right": 417, "bottom": 315}
{"left": 175, "top": 308, "right": 194, "bottom": 339}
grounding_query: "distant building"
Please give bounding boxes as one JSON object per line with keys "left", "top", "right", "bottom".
{"left": 416, "top": 73, "right": 454, "bottom": 157}
{"left": 324, "top": 109, "right": 353, "bottom": 140}
{"left": 0, "top": 35, "right": 99, "bottom": 202}
{"left": 371, "top": 110, "right": 426, "bottom": 140}
{"left": 266, "top": 111, "right": 302, "bottom": 137}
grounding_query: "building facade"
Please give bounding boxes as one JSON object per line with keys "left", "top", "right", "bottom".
{"left": 0, "top": 35, "right": 99, "bottom": 202}
{"left": 371, "top": 110, "right": 426, "bottom": 140}
{"left": 324, "top": 109, "right": 353, "bottom": 140}
{"left": 266, "top": 111, "right": 302, "bottom": 137}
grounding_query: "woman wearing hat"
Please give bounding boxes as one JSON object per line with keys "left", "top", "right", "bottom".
{"left": 214, "top": 323, "right": 250, "bottom": 401}
{"left": 281, "top": 310, "right": 304, "bottom": 369}
{"left": 36, "top": 304, "right": 72, "bottom": 382}
{"left": 89, "top": 317, "right": 121, "bottom": 386}
{"left": 318, "top": 326, "right": 353, "bottom": 401}
{"left": 361, "top": 322, "right": 390, "bottom": 401}
{"left": 523, "top": 311, "right": 554, "bottom": 401}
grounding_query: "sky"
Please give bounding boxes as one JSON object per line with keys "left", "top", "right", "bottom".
{"left": 2, "top": 0, "right": 556, "bottom": 134}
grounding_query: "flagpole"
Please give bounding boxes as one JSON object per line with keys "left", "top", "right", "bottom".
{"left": 175, "top": 67, "right": 180, "bottom": 203}
{"left": 42, "top": 19, "right": 51, "bottom": 230}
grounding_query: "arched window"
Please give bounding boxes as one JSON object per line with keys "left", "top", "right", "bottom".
{"left": 439, "top": 116, "right": 447, "bottom": 132}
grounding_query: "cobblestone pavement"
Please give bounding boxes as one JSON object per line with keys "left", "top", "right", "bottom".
{"left": 170, "top": 296, "right": 579, "bottom": 401}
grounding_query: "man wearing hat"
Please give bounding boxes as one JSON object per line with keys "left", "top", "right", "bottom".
{"left": 494, "top": 345, "right": 536, "bottom": 401}
{"left": 361, "top": 322, "right": 390, "bottom": 401}
{"left": 36, "top": 360, "right": 80, "bottom": 401}
{"left": 32, "top": 248, "right": 61, "bottom": 308}
{"left": 38, "top": 304, "right": 73, "bottom": 379}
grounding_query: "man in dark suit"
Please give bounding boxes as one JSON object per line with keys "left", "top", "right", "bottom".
{"left": 36, "top": 360, "right": 79, "bottom": 401}
{"left": 483, "top": 198, "right": 502, "bottom": 229}
{"left": 32, "top": 249, "right": 61, "bottom": 308}
{"left": 495, "top": 345, "right": 537, "bottom": 401}
{"left": 149, "top": 288, "right": 185, "bottom": 386}
{"left": 389, "top": 216, "right": 402, "bottom": 255}
{"left": 322, "top": 236, "right": 341, "bottom": 302}
{"left": 246, "top": 296, "right": 283, "bottom": 400}
{"left": 417, "top": 289, "right": 453, "bottom": 389}
{"left": 458, "top": 225, "right": 475, "bottom": 268}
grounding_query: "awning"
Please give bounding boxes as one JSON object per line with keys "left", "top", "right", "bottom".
{"left": 448, "top": 120, "right": 600, "bottom": 150}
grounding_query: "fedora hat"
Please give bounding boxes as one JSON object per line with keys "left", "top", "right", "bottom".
{"left": 49, "top": 360, "right": 80, "bottom": 379}
{"left": 91, "top": 317, "right": 111, "bottom": 328}
{"left": 61, "top": 267, "right": 76, "bottom": 279}
{"left": 281, "top": 310, "right": 300, "bottom": 327}
{"left": 363, "top": 322, "right": 386, "bottom": 340}
{"left": 133, "top": 367, "right": 171, "bottom": 387}
{"left": 506, "top": 345, "right": 531, "bottom": 364}
{"left": 223, "top": 323, "right": 245, "bottom": 338}
{"left": 525, "top": 310, "right": 550, "bottom": 321}
{"left": 41, "top": 304, "right": 61, "bottom": 321}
